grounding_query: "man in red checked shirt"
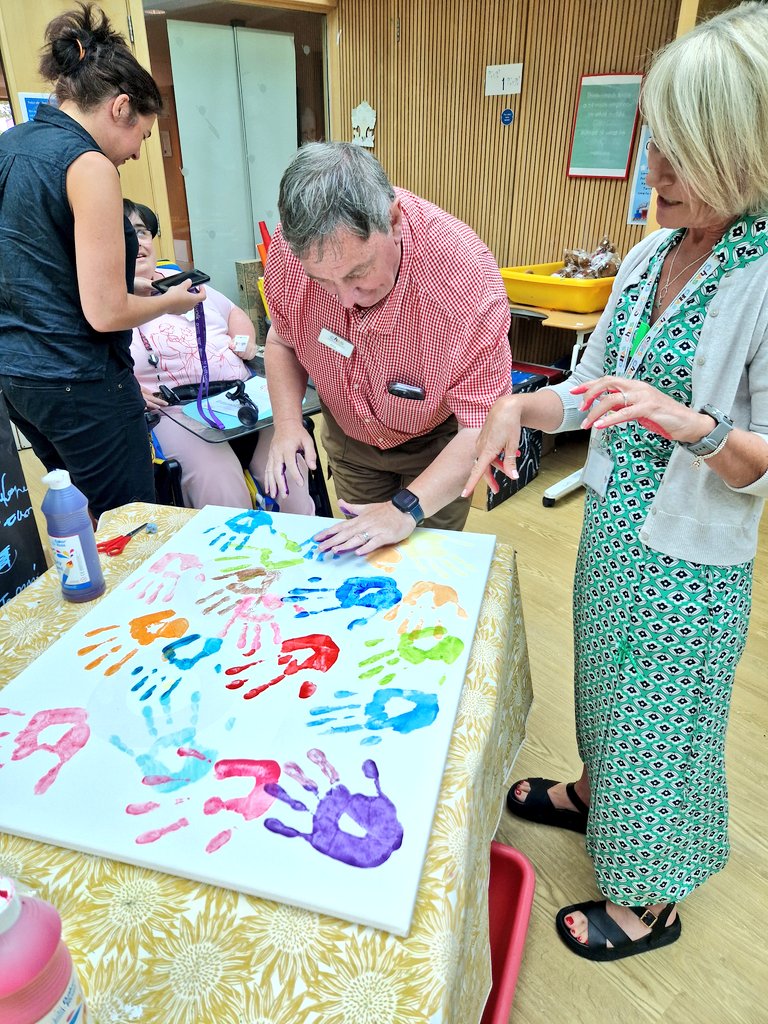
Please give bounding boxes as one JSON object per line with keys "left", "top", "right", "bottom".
{"left": 263, "top": 142, "right": 512, "bottom": 554}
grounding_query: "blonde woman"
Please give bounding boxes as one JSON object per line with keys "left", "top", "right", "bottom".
{"left": 464, "top": 2, "right": 768, "bottom": 961}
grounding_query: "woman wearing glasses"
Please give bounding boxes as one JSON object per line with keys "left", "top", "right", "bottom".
{"left": 464, "top": 3, "right": 768, "bottom": 962}
{"left": 0, "top": 4, "right": 201, "bottom": 518}
{"left": 126, "top": 201, "right": 314, "bottom": 514}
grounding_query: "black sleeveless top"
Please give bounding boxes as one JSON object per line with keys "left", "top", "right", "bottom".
{"left": 0, "top": 104, "right": 138, "bottom": 379}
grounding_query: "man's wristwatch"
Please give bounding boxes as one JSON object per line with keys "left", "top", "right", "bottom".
{"left": 679, "top": 404, "right": 733, "bottom": 458}
{"left": 392, "top": 488, "right": 425, "bottom": 524}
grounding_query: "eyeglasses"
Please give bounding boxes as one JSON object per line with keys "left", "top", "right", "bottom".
{"left": 134, "top": 226, "right": 153, "bottom": 241}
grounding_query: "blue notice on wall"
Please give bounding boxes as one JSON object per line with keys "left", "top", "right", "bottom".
{"left": 627, "top": 124, "right": 652, "bottom": 226}
{"left": 18, "top": 92, "right": 52, "bottom": 123}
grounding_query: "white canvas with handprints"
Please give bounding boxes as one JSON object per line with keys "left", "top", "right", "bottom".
{"left": 0, "top": 507, "right": 494, "bottom": 935}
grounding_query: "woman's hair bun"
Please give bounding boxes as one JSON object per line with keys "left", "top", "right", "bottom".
{"left": 38, "top": 2, "right": 161, "bottom": 116}
{"left": 40, "top": 3, "right": 122, "bottom": 79}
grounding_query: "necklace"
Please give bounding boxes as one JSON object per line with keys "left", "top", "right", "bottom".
{"left": 654, "top": 232, "right": 712, "bottom": 306}
{"left": 137, "top": 326, "right": 163, "bottom": 388}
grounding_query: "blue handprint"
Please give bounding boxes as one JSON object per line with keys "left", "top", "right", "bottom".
{"left": 109, "top": 690, "right": 216, "bottom": 793}
{"left": 206, "top": 512, "right": 307, "bottom": 569}
{"left": 204, "top": 509, "right": 277, "bottom": 552}
{"left": 128, "top": 664, "right": 183, "bottom": 703}
{"left": 297, "top": 534, "right": 341, "bottom": 563}
{"left": 287, "top": 575, "right": 402, "bottom": 629}
{"left": 307, "top": 687, "right": 439, "bottom": 745}
{"left": 264, "top": 751, "right": 403, "bottom": 868}
{"left": 122, "top": 633, "right": 222, "bottom": 703}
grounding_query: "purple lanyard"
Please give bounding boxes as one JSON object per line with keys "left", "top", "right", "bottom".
{"left": 193, "top": 300, "right": 225, "bottom": 429}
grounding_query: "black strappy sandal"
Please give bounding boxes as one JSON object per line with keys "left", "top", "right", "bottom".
{"left": 506, "top": 777, "right": 589, "bottom": 834}
{"left": 555, "top": 900, "right": 681, "bottom": 961}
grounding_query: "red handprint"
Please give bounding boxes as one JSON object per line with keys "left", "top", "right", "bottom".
{"left": 243, "top": 633, "right": 340, "bottom": 700}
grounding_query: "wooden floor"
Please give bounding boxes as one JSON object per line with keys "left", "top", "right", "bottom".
{"left": 465, "top": 436, "right": 768, "bottom": 1024}
{"left": 19, "top": 434, "right": 768, "bottom": 1024}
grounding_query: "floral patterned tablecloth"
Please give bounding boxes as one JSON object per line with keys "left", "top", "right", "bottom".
{"left": 0, "top": 503, "right": 532, "bottom": 1024}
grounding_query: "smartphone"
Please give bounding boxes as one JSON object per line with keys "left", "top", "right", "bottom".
{"left": 387, "top": 381, "right": 425, "bottom": 400}
{"left": 152, "top": 269, "right": 210, "bottom": 293}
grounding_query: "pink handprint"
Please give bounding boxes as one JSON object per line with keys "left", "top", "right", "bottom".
{"left": 10, "top": 707, "right": 90, "bottom": 795}
{"left": 202, "top": 758, "right": 282, "bottom": 850}
{"left": 127, "top": 551, "right": 206, "bottom": 604}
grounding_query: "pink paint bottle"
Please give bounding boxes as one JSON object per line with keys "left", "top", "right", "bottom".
{"left": 0, "top": 877, "right": 88, "bottom": 1023}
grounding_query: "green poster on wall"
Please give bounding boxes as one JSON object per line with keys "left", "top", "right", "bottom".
{"left": 568, "top": 74, "right": 642, "bottom": 179}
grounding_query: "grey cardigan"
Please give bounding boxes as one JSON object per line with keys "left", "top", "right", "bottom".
{"left": 548, "top": 229, "right": 768, "bottom": 566}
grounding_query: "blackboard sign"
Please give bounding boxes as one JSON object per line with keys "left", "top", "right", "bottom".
{"left": 0, "top": 392, "right": 46, "bottom": 607}
{"left": 568, "top": 74, "right": 642, "bottom": 179}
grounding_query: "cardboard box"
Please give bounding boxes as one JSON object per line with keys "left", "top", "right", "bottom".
{"left": 471, "top": 365, "right": 561, "bottom": 511}
{"left": 235, "top": 258, "right": 268, "bottom": 343}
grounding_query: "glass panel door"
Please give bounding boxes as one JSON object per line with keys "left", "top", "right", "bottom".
{"left": 167, "top": 21, "right": 297, "bottom": 302}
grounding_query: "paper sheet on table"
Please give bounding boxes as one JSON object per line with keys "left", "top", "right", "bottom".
{"left": 180, "top": 377, "right": 313, "bottom": 428}
{"left": 206, "top": 376, "right": 273, "bottom": 418}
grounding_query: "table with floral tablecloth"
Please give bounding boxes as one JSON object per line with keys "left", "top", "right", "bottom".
{"left": 0, "top": 502, "right": 532, "bottom": 1024}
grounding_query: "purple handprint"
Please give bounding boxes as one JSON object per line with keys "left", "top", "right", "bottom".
{"left": 264, "top": 750, "right": 403, "bottom": 868}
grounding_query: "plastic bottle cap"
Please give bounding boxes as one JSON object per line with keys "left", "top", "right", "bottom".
{"left": 0, "top": 877, "right": 21, "bottom": 935}
{"left": 41, "top": 469, "right": 72, "bottom": 490}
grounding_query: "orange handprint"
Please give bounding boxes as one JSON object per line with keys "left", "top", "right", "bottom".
{"left": 78, "top": 609, "right": 189, "bottom": 676}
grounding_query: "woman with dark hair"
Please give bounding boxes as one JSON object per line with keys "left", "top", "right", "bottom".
{"left": 125, "top": 199, "right": 315, "bottom": 514}
{"left": 0, "top": 3, "right": 202, "bottom": 518}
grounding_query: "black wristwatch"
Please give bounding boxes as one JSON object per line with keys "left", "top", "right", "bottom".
{"left": 392, "top": 488, "right": 425, "bottom": 524}
{"left": 679, "top": 404, "right": 734, "bottom": 458}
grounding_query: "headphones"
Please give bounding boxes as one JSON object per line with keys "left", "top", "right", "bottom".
{"left": 225, "top": 380, "right": 259, "bottom": 426}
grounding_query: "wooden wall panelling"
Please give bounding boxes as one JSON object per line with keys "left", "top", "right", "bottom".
{"left": 331, "top": 2, "right": 678, "bottom": 265}
{"left": 506, "top": 0, "right": 679, "bottom": 267}
{"left": 330, "top": 0, "right": 390, "bottom": 151}
{"left": 328, "top": 0, "right": 681, "bottom": 365}
{"left": 330, "top": 1, "right": 524, "bottom": 259}
{"left": 383, "top": 1, "right": 527, "bottom": 260}
{"left": 503, "top": 0, "right": 680, "bottom": 365}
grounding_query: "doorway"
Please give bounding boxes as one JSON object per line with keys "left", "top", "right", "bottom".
{"left": 143, "top": 2, "right": 328, "bottom": 302}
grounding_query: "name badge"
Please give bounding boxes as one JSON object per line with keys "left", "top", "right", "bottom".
{"left": 580, "top": 443, "right": 613, "bottom": 500}
{"left": 319, "top": 328, "right": 354, "bottom": 358}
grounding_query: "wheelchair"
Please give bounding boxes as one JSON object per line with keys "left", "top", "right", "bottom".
{"left": 145, "top": 411, "right": 332, "bottom": 517}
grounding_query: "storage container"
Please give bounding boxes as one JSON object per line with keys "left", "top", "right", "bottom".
{"left": 480, "top": 841, "right": 536, "bottom": 1024}
{"left": 500, "top": 261, "right": 613, "bottom": 313}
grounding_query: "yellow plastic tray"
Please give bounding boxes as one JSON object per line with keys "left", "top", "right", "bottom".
{"left": 500, "top": 261, "right": 613, "bottom": 314}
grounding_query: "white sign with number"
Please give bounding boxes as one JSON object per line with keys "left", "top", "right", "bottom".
{"left": 485, "top": 63, "right": 523, "bottom": 97}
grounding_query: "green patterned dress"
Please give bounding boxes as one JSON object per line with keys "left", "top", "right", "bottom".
{"left": 573, "top": 216, "right": 766, "bottom": 906}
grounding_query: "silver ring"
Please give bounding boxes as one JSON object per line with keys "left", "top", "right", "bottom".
{"left": 361, "top": 531, "right": 370, "bottom": 543}
{"left": 621, "top": 391, "right": 629, "bottom": 407}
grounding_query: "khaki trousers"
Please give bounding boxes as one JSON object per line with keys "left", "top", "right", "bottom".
{"left": 320, "top": 404, "right": 471, "bottom": 532}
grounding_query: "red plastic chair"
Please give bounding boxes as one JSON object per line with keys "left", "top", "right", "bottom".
{"left": 481, "top": 841, "right": 536, "bottom": 1024}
